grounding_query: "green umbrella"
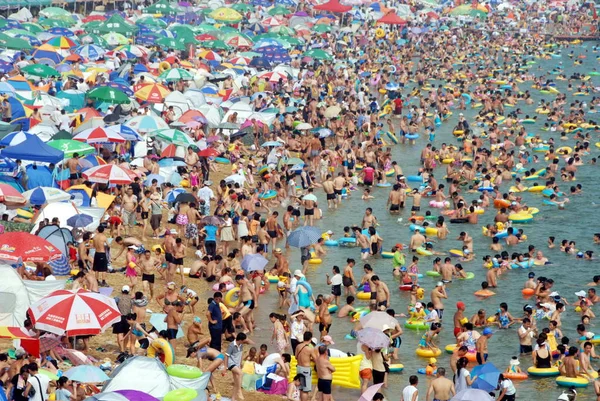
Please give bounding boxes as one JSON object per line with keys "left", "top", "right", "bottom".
{"left": 156, "top": 37, "right": 187, "bottom": 51}
{"left": 202, "top": 39, "right": 230, "bottom": 50}
{"left": 136, "top": 16, "right": 168, "bottom": 28}
{"left": 87, "top": 86, "right": 130, "bottom": 104}
{"left": 231, "top": 3, "right": 254, "bottom": 12}
{"left": 145, "top": 0, "right": 180, "bottom": 15}
{"left": 152, "top": 129, "right": 194, "bottom": 147}
{"left": 78, "top": 33, "right": 108, "bottom": 47}
{"left": 83, "top": 21, "right": 103, "bottom": 31}
{"left": 270, "top": 26, "right": 295, "bottom": 36}
{"left": 39, "top": 18, "right": 74, "bottom": 28}
{"left": 21, "top": 64, "right": 59, "bottom": 77}
{"left": 218, "top": 26, "right": 238, "bottom": 34}
{"left": 169, "top": 24, "right": 196, "bottom": 40}
{"left": 0, "top": 33, "right": 33, "bottom": 50}
{"left": 277, "top": 35, "right": 303, "bottom": 45}
{"left": 268, "top": 6, "right": 290, "bottom": 16}
{"left": 303, "top": 49, "right": 333, "bottom": 61}
{"left": 194, "top": 24, "right": 218, "bottom": 34}
{"left": 39, "top": 6, "right": 71, "bottom": 18}
{"left": 313, "top": 24, "right": 332, "bottom": 33}
{"left": 21, "top": 22, "right": 44, "bottom": 34}
{"left": 158, "top": 68, "right": 194, "bottom": 82}
{"left": 92, "top": 14, "right": 138, "bottom": 36}
{"left": 47, "top": 140, "right": 95, "bottom": 158}
{"left": 3, "top": 29, "right": 36, "bottom": 37}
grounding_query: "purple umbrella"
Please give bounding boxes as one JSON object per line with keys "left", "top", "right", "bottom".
{"left": 87, "top": 390, "right": 160, "bottom": 401}
{"left": 293, "top": 11, "right": 309, "bottom": 16}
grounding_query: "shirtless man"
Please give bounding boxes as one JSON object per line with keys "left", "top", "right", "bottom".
{"left": 372, "top": 275, "right": 390, "bottom": 307}
{"left": 407, "top": 188, "right": 423, "bottom": 211}
{"left": 322, "top": 175, "right": 336, "bottom": 209}
{"left": 74, "top": 270, "right": 99, "bottom": 292}
{"left": 425, "top": 367, "right": 455, "bottom": 401}
{"left": 303, "top": 189, "right": 317, "bottom": 226}
{"left": 165, "top": 302, "right": 185, "bottom": 346}
{"left": 333, "top": 173, "right": 346, "bottom": 206}
{"left": 361, "top": 208, "right": 378, "bottom": 229}
{"left": 387, "top": 184, "right": 404, "bottom": 213}
{"left": 163, "top": 230, "right": 177, "bottom": 283}
{"left": 317, "top": 297, "right": 333, "bottom": 336}
{"left": 353, "top": 227, "right": 370, "bottom": 261}
{"left": 92, "top": 226, "right": 109, "bottom": 286}
{"left": 410, "top": 230, "right": 426, "bottom": 252}
{"left": 266, "top": 212, "right": 279, "bottom": 252}
{"left": 273, "top": 248, "right": 289, "bottom": 276}
{"left": 476, "top": 328, "right": 493, "bottom": 365}
{"left": 579, "top": 342, "right": 596, "bottom": 381}
{"left": 121, "top": 187, "right": 138, "bottom": 235}
{"left": 66, "top": 153, "right": 81, "bottom": 185}
{"left": 457, "top": 231, "right": 474, "bottom": 252}
{"left": 431, "top": 282, "right": 448, "bottom": 319}
{"left": 315, "top": 345, "right": 336, "bottom": 401}
{"left": 139, "top": 250, "right": 159, "bottom": 298}
{"left": 337, "top": 296, "right": 355, "bottom": 318}
{"left": 295, "top": 332, "right": 315, "bottom": 401}
{"left": 283, "top": 206, "right": 293, "bottom": 248}
{"left": 236, "top": 274, "right": 257, "bottom": 334}
{"left": 185, "top": 146, "right": 199, "bottom": 169}
{"left": 112, "top": 236, "right": 144, "bottom": 261}
{"left": 440, "top": 258, "right": 455, "bottom": 283}
{"left": 560, "top": 346, "right": 580, "bottom": 378}
{"left": 173, "top": 238, "right": 186, "bottom": 285}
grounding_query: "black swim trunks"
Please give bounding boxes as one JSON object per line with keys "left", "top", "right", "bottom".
{"left": 326, "top": 193, "right": 336, "bottom": 200}
{"left": 142, "top": 273, "right": 155, "bottom": 283}
{"left": 304, "top": 208, "right": 314, "bottom": 216}
{"left": 93, "top": 252, "right": 108, "bottom": 273}
{"left": 317, "top": 379, "right": 332, "bottom": 395}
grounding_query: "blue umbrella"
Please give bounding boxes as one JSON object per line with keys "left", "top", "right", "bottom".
{"left": 287, "top": 226, "right": 322, "bottom": 248}
{"left": 111, "top": 124, "right": 142, "bottom": 141}
{"left": 46, "top": 27, "right": 75, "bottom": 37}
{"left": 158, "top": 158, "right": 187, "bottom": 168}
{"left": 262, "top": 52, "right": 291, "bottom": 63}
{"left": 66, "top": 214, "right": 94, "bottom": 228}
{"left": 74, "top": 44, "right": 106, "bottom": 60}
{"left": 165, "top": 188, "right": 187, "bottom": 203}
{"left": 249, "top": 57, "right": 272, "bottom": 69}
{"left": 0, "top": 131, "right": 34, "bottom": 147}
{"left": 241, "top": 253, "right": 269, "bottom": 272}
{"left": 144, "top": 174, "right": 165, "bottom": 185}
{"left": 471, "top": 363, "right": 501, "bottom": 392}
{"left": 63, "top": 365, "right": 109, "bottom": 383}
{"left": 276, "top": 0, "right": 297, "bottom": 5}
{"left": 0, "top": 61, "right": 12, "bottom": 74}
{"left": 246, "top": 22, "right": 265, "bottom": 34}
{"left": 252, "top": 0, "right": 273, "bottom": 6}
{"left": 133, "top": 63, "right": 149, "bottom": 74}
{"left": 31, "top": 49, "right": 63, "bottom": 64}
{"left": 0, "top": 82, "right": 15, "bottom": 95}
{"left": 386, "top": 82, "right": 400, "bottom": 91}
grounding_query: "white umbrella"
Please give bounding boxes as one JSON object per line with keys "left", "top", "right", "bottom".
{"left": 296, "top": 123, "right": 313, "bottom": 130}
{"left": 224, "top": 173, "right": 246, "bottom": 185}
{"left": 450, "top": 389, "right": 494, "bottom": 401}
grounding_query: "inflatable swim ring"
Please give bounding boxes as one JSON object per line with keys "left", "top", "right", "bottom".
{"left": 225, "top": 287, "right": 240, "bottom": 307}
{"left": 425, "top": 270, "right": 440, "bottom": 277}
{"left": 415, "top": 348, "right": 442, "bottom": 358}
{"left": 212, "top": 282, "right": 234, "bottom": 291}
{"left": 522, "top": 288, "right": 535, "bottom": 296}
{"left": 504, "top": 372, "right": 528, "bottom": 380}
{"left": 356, "top": 291, "right": 370, "bottom": 301}
{"left": 527, "top": 366, "right": 559, "bottom": 377}
{"left": 214, "top": 157, "right": 230, "bottom": 164}
{"left": 556, "top": 376, "right": 589, "bottom": 388}
{"left": 166, "top": 364, "right": 203, "bottom": 379}
{"left": 381, "top": 251, "right": 394, "bottom": 259}
{"left": 389, "top": 364, "right": 404, "bottom": 373}
{"left": 164, "top": 389, "right": 197, "bottom": 401}
{"left": 147, "top": 338, "right": 175, "bottom": 366}
{"left": 405, "top": 320, "right": 429, "bottom": 330}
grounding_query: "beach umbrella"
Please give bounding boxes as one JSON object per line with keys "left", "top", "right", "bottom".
{"left": 303, "top": 48, "right": 333, "bottom": 61}
{"left": 450, "top": 389, "right": 494, "bottom": 401}
{"left": 28, "top": 289, "right": 121, "bottom": 336}
{"left": 21, "top": 64, "right": 59, "bottom": 78}
{"left": 202, "top": 40, "right": 231, "bottom": 50}
{"left": 313, "top": 24, "right": 332, "bottom": 33}
{"left": 287, "top": 226, "right": 321, "bottom": 248}
{"left": 241, "top": 253, "right": 269, "bottom": 272}
{"left": 224, "top": 173, "right": 246, "bottom": 185}
{"left": 109, "top": 124, "right": 143, "bottom": 142}
{"left": 156, "top": 37, "right": 187, "bottom": 51}
{"left": 209, "top": 8, "right": 243, "bottom": 23}
{"left": 268, "top": 5, "right": 291, "bottom": 16}
{"left": 314, "top": 0, "right": 351, "bottom": 12}
{"left": 144, "top": 174, "right": 165, "bottom": 186}
{"left": 39, "top": 7, "right": 71, "bottom": 18}
{"left": 0, "top": 184, "right": 26, "bottom": 207}
{"left": 23, "top": 187, "right": 71, "bottom": 205}
{"left": 197, "top": 147, "right": 220, "bottom": 157}
{"left": 74, "top": 44, "right": 106, "bottom": 60}
{"left": 0, "top": 33, "right": 33, "bottom": 50}
{"left": 224, "top": 34, "right": 253, "bottom": 48}
{"left": 47, "top": 139, "right": 95, "bottom": 158}
{"left": 45, "top": 35, "right": 78, "bottom": 49}
{"left": 257, "top": 71, "right": 288, "bottom": 83}
{"left": 261, "top": 141, "right": 283, "bottom": 147}
{"left": 324, "top": 105, "right": 341, "bottom": 118}
{"left": 377, "top": 11, "right": 407, "bottom": 24}
{"left": 31, "top": 44, "right": 64, "bottom": 64}
{"left": 0, "top": 232, "right": 61, "bottom": 262}
{"left": 135, "top": 83, "right": 171, "bottom": 103}
{"left": 83, "top": 164, "right": 136, "bottom": 184}
{"left": 152, "top": 129, "right": 194, "bottom": 147}
{"left": 295, "top": 122, "right": 313, "bottom": 130}
{"left": 232, "top": 3, "right": 255, "bottom": 12}
{"left": 125, "top": 115, "right": 169, "bottom": 132}
{"left": 73, "top": 127, "right": 126, "bottom": 144}
{"left": 63, "top": 365, "right": 109, "bottom": 383}
{"left": 102, "top": 32, "right": 129, "bottom": 46}
{"left": 66, "top": 214, "right": 94, "bottom": 228}
{"left": 471, "top": 363, "right": 501, "bottom": 392}
{"left": 356, "top": 327, "right": 390, "bottom": 349}
{"left": 359, "top": 311, "right": 398, "bottom": 330}
{"left": 0, "top": 131, "right": 34, "bottom": 147}
{"left": 145, "top": 0, "right": 181, "bottom": 15}
{"left": 358, "top": 384, "right": 384, "bottom": 401}
{"left": 22, "top": 22, "right": 44, "bottom": 34}
{"left": 159, "top": 68, "right": 194, "bottom": 82}
{"left": 87, "top": 86, "right": 130, "bottom": 104}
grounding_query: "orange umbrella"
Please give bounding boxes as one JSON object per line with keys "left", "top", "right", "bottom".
{"left": 134, "top": 83, "right": 171, "bottom": 103}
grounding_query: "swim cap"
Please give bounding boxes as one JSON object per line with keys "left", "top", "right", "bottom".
{"left": 456, "top": 301, "right": 465, "bottom": 309}
{"left": 528, "top": 272, "right": 535, "bottom": 278}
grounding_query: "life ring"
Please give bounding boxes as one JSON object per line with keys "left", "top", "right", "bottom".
{"left": 297, "top": 280, "right": 313, "bottom": 297}
{"left": 425, "top": 270, "right": 440, "bottom": 277}
{"left": 478, "top": 186, "right": 494, "bottom": 192}
{"left": 164, "top": 389, "right": 197, "bottom": 401}
{"left": 375, "top": 28, "right": 385, "bottom": 39}
{"left": 415, "top": 348, "right": 441, "bottom": 358}
{"left": 214, "top": 157, "right": 230, "bottom": 164}
{"left": 399, "top": 284, "right": 413, "bottom": 291}
{"left": 407, "top": 175, "right": 423, "bottom": 183}
{"left": 556, "top": 376, "right": 589, "bottom": 388}
{"left": 416, "top": 247, "right": 433, "bottom": 256}
{"left": 147, "top": 338, "right": 175, "bottom": 366}
{"left": 389, "top": 364, "right": 404, "bottom": 373}
{"left": 458, "top": 272, "right": 475, "bottom": 280}
{"left": 493, "top": 199, "right": 511, "bottom": 209}
{"left": 166, "top": 364, "right": 203, "bottom": 379}
{"left": 522, "top": 288, "right": 535, "bottom": 296}
{"left": 527, "top": 367, "right": 559, "bottom": 377}
{"left": 404, "top": 320, "right": 429, "bottom": 330}
{"left": 381, "top": 252, "right": 394, "bottom": 259}
{"left": 503, "top": 372, "right": 528, "bottom": 380}
{"left": 328, "top": 304, "right": 338, "bottom": 313}
{"left": 386, "top": 132, "right": 399, "bottom": 144}
{"left": 376, "top": 182, "right": 391, "bottom": 188}
{"left": 474, "top": 290, "right": 496, "bottom": 297}
{"left": 508, "top": 213, "right": 533, "bottom": 223}
{"left": 159, "top": 61, "right": 171, "bottom": 74}
{"left": 16, "top": 208, "right": 33, "bottom": 219}
{"left": 309, "top": 257, "right": 322, "bottom": 265}
{"left": 258, "top": 190, "right": 277, "bottom": 200}
{"left": 225, "top": 287, "right": 240, "bottom": 308}
{"left": 151, "top": 244, "right": 164, "bottom": 253}
{"left": 527, "top": 185, "right": 545, "bottom": 192}
{"left": 356, "top": 291, "right": 371, "bottom": 300}
{"left": 212, "top": 282, "right": 234, "bottom": 292}
{"left": 324, "top": 240, "right": 339, "bottom": 246}
{"left": 265, "top": 274, "right": 279, "bottom": 283}
{"left": 338, "top": 237, "right": 356, "bottom": 246}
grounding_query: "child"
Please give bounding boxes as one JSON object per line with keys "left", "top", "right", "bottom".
{"left": 362, "top": 188, "right": 374, "bottom": 200}
{"left": 505, "top": 356, "right": 522, "bottom": 374}
{"left": 257, "top": 344, "right": 268, "bottom": 365}
{"left": 154, "top": 248, "right": 167, "bottom": 279}
{"left": 425, "top": 357, "right": 437, "bottom": 375}
{"left": 67, "top": 242, "right": 78, "bottom": 269}
{"left": 286, "top": 374, "right": 302, "bottom": 401}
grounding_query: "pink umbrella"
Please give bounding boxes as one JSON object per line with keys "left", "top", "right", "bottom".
{"left": 28, "top": 289, "right": 121, "bottom": 336}
{"left": 73, "top": 127, "right": 126, "bottom": 144}
{"left": 82, "top": 164, "right": 136, "bottom": 184}
{"left": 358, "top": 383, "right": 383, "bottom": 401}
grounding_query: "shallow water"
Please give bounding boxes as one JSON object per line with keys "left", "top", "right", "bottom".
{"left": 216, "top": 42, "right": 600, "bottom": 400}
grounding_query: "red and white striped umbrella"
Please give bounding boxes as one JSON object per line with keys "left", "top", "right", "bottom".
{"left": 28, "top": 289, "right": 121, "bottom": 336}
{"left": 73, "top": 127, "right": 126, "bottom": 144}
{"left": 82, "top": 164, "right": 136, "bottom": 184}
{"left": 257, "top": 71, "right": 288, "bottom": 83}
{"left": 261, "top": 17, "right": 283, "bottom": 27}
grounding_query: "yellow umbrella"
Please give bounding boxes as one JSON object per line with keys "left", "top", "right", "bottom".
{"left": 209, "top": 7, "right": 243, "bottom": 23}
{"left": 134, "top": 83, "right": 171, "bottom": 103}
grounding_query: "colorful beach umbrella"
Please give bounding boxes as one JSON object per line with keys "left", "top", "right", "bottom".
{"left": 47, "top": 139, "right": 95, "bottom": 158}
{"left": 23, "top": 186, "right": 72, "bottom": 205}
{"left": 87, "top": 86, "right": 130, "bottom": 104}
{"left": 0, "top": 232, "right": 61, "bottom": 262}
{"left": 73, "top": 127, "right": 126, "bottom": 144}
{"left": 134, "top": 83, "right": 171, "bottom": 103}
{"left": 21, "top": 64, "right": 59, "bottom": 78}
{"left": 158, "top": 68, "right": 194, "bottom": 82}
{"left": 125, "top": 115, "right": 169, "bottom": 132}
{"left": 83, "top": 164, "right": 136, "bottom": 184}
{"left": 45, "top": 35, "right": 77, "bottom": 49}
{"left": 209, "top": 8, "right": 243, "bottom": 22}
{"left": 151, "top": 129, "right": 194, "bottom": 147}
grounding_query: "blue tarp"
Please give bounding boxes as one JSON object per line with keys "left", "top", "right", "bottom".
{"left": 25, "top": 165, "right": 55, "bottom": 188}
{"left": 1, "top": 135, "right": 64, "bottom": 164}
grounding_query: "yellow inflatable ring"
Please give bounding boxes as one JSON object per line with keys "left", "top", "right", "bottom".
{"left": 265, "top": 273, "right": 279, "bottom": 283}
{"left": 159, "top": 61, "right": 171, "bottom": 73}
{"left": 309, "top": 258, "right": 322, "bottom": 265}
{"left": 225, "top": 287, "right": 240, "bottom": 308}
{"left": 356, "top": 291, "right": 371, "bottom": 300}
{"left": 375, "top": 28, "right": 385, "bottom": 39}
{"left": 151, "top": 244, "right": 165, "bottom": 253}
{"left": 556, "top": 376, "right": 589, "bottom": 388}
{"left": 415, "top": 348, "right": 442, "bottom": 358}
{"left": 527, "top": 366, "right": 559, "bottom": 377}
{"left": 147, "top": 338, "right": 175, "bottom": 366}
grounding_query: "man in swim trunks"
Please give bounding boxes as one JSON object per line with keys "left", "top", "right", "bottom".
{"left": 387, "top": 184, "right": 405, "bottom": 213}
{"left": 236, "top": 274, "right": 257, "bottom": 334}
{"left": 315, "top": 345, "right": 335, "bottom": 401}
{"left": 426, "top": 367, "right": 455, "bottom": 401}
{"left": 66, "top": 152, "right": 81, "bottom": 184}
{"left": 92, "top": 226, "right": 109, "bottom": 287}
{"left": 476, "top": 328, "right": 493, "bottom": 365}
{"left": 353, "top": 227, "right": 370, "bottom": 261}
{"left": 139, "top": 250, "right": 159, "bottom": 298}
{"left": 295, "top": 332, "right": 315, "bottom": 401}
{"left": 165, "top": 301, "right": 185, "bottom": 346}
{"left": 266, "top": 211, "right": 279, "bottom": 252}
{"left": 333, "top": 173, "right": 346, "bottom": 207}
{"left": 163, "top": 229, "right": 177, "bottom": 283}
{"left": 322, "top": 175, "right": 336, "bottom": 208}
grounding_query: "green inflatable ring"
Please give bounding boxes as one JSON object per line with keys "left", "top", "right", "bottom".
{"left": 166, "top": 364, "right": 203, "bottom": 379}
{"left": 164, "top": 388, "right": 198, "bottom": 401}
{"left": 458, "top": 272, "right": 475, "bottom": 280}
{"left": 425, "top": 270, "right": 440, "bottom": 277}
{"left": 404, "top": 320, "right": 429, "bottom": 330}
